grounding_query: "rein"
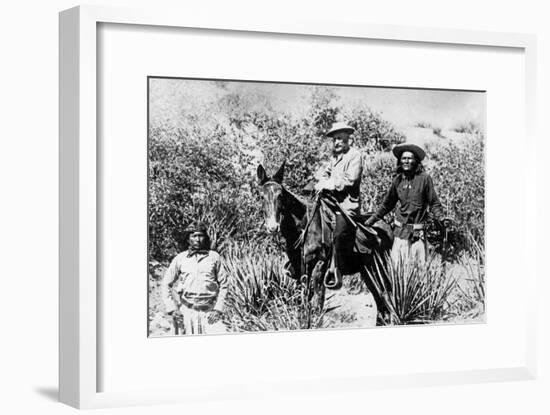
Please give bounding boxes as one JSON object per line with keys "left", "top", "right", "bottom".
{"left": 293, "top": 196, "right": 320, "bottom": 249}
{"left": 262, "top": 180, "right": 317, "bottom": 275}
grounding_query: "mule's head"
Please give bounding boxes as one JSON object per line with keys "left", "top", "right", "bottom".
{"left": 257, "top": 162, "right": 285, "bottom": 234}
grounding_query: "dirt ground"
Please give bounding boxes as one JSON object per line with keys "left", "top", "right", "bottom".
{"left": 322, "top": 274, "right": 378, "bottom": 329}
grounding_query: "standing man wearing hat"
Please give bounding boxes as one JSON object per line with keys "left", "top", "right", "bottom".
{"left": 161, "top": 221, "right": 228, "bottom": 335}
{"left": 315, "top": 121, "right": 363, "bottom": 288}
{"left": 365, "top": 143, "right": 447, "bottom": 264}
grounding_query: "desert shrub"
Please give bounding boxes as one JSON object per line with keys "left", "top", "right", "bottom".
{"left": 344, "top": 106, "right": 405, "bottom": 152}
{"left": 427, "top": 136, "right": 485, "bottom": 255}
{"left": 248, "top": 112, "right": 327, "bottom": 196}
{"left": 307, "top": 86, "right": 339, "bottom": 137}
{"left": 148, "top": 125, "right": 262, "bottom": 261}
{"left": 361, "top": 151, "right": 396, "bottom": 214}
{"left": 414, "top": 122, "right": 444, "bottom": 138}
{"left": 415, "top": 121, "right": 433, "bottom": 129}
{"left": 432, "top": 127, "right": 443, "bottom": 138}
{"left": 452, "top": 121, "right": 482, "bottom": 134}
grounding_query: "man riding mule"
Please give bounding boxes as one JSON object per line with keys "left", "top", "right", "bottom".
{"left": 314, "top": 121, "right": 365, "bottom": 290}
{"left": 256, "top": 124, "right": 393, "bottom": 321}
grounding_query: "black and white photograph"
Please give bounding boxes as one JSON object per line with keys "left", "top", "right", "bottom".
{"left": 147, "top": 77, "right": 486, "bottom": 336}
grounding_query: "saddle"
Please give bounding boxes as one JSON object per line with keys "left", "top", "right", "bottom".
{"left": 317, "top": 195, "right": 393, "bottom": 289}
{"left": 318, "top": 195, "right": 388, "bottom": 255}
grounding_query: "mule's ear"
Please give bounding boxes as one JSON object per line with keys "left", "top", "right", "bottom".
{"left": 272, "top": 161, "right": 285, "bottom": 184}
{"left": 257, "top": 164, "right": 268, "bottom": 184}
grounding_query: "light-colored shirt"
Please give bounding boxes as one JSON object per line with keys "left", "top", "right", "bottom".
{"left": 322, "top": 147, "right": 363, "bottom": 215}
{"left": 161, "top": 250, "right": 228, "bottom": 313}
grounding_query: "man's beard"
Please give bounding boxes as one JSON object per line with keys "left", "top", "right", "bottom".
{"left": 402, "top": 163, "right": 417, "bottom": 174}
{"left": 333, "top": 145, "right": 348, "bottom": 156}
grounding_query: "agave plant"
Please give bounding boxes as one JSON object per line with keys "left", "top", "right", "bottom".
{"left": 366, "top": 252, "right": 458, "bottom": 325}
{"left": 222, "top": 240, "right": 329, "bottom": 331}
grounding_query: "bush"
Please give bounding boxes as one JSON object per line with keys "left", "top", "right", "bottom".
{"left": 415, "top": 121, "right": 433, "bottom": 129}
{"left": 344, "top": 106, "right": 405, "bottom": 152}
{"left": 248, "top": 112, "right": 327, "bottom": 195}
{"left": 427, "top": 136, "right": 485, "bottom": 255}
{"left": 361, "top": 151, "right": 396, "bottom": 214}
{"left": 452, "top": 121, "right": 482, "bottom": 134}
{"left": 148, "top": 125, "right": 262, "bottom": 261}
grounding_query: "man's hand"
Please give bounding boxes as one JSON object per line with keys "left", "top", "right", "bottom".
{"left": 365, "top": 216, "right": 377, "bottom": 227}
{"left": 440, "top": 218, "right": 453, "bottom": 228}
{"left": 207, "top": 310, "right": 223, "bottom": 324}
{"left": 314, "top": 179, "right": 335, "bottom": 193}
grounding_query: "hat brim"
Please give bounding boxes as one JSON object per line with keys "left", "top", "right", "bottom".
{"left": 326, "top": 127, "right": 355, "bottom": 137}
{"left": 392, "top": 144, "right": 426, "bottom": 161}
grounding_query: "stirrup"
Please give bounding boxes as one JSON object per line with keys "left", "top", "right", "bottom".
{"left": 324, "top": 268, "right": 343, "bottom": 290}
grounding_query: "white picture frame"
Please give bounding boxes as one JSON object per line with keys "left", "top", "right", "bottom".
{"left": 59, "top": 4, "right": 538, "bottom": 409}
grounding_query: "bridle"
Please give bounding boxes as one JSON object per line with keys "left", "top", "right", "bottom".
{"left": 260, "top": 180, "right": 284, "bottom": 232}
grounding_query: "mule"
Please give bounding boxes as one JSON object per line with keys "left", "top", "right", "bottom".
{"left": 257, "top": 162, "right": 393, "bottom": 320}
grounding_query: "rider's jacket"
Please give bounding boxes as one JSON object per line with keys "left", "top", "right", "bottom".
{"left": 321, "top": 147, "right": 363, "bottom": 217}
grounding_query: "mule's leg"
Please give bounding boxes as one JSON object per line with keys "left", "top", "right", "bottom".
{"left": 310, "top": 260, "right": 326, "bottom": 311}
{"left": 298, "top": 260, "right": 317, "bottom": 329}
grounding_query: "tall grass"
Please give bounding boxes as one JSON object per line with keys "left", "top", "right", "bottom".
{"left": 222, "top": 240, "right": 329, "bottom": 331}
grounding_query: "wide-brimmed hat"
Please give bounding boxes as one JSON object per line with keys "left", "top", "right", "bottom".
{"left": 326, "top": 122, "right": 355, "bottom": 137}
{"left": 392, "top": 143, "right": 426, "bottom": 162}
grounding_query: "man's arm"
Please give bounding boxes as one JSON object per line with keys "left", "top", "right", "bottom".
{"left": 315, "top": 160, "right": 335, "bottom": 192}
{"left": 366, "top": 177, "right": 399, "bottom": 225}
{"left": 321, "top": 159, "right": 332, "bottom": 180}
{"left": 160, "top": 256, "right": 180, "bottom": 314}
{"left": 213, "top": 255, "right": 228, "bottom": 313}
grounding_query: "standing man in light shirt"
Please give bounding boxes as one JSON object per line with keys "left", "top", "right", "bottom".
{"left": 315, "top": 121, "right": 363, "bottom": 288}
{"left": 161, "top": 221, "right": 228, "bottom": 335}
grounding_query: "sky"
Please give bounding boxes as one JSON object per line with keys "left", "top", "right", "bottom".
{"left": 149, "top": 78, "right": 486, "bottom": 133}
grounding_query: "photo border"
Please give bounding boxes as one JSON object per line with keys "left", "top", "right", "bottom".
{"left": 59, "top": 5, "right": 538, "bottom": 409}
{"left": 146, "top": 74, "right": 487, "bottom": 338}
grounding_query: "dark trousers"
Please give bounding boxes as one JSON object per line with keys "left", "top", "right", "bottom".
{"left": 334, "top": 213, "right": 355, "bottom": 274}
